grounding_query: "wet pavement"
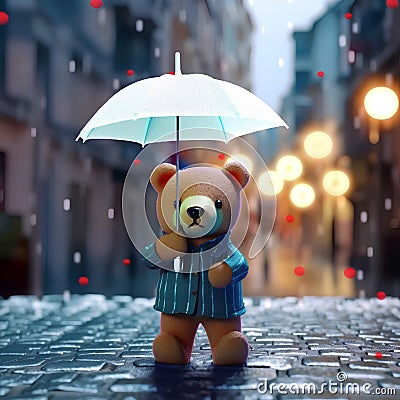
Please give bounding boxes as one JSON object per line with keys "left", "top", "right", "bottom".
{"left": 0, "top": 294, "right": 399, "bottom": 399}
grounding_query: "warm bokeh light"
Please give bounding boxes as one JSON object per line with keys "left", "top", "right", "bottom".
{"left": 276, "top": 155, "right": 303, "bottom": 181}
{"left": 304, "top": 131, "right": 333, "bottom": 159}
{"left": 364, "top": 86, "right": 399, "bottom": 120}
{"left": 231, "top": 154, "right": 253, "bottom": 173}
{"left": 322, "top": 170, "right": 350, "bottom": 196}
{"left": 257, "top": 170, "right": 284, "bottom": 196}
{"left": 290, "top": 183, "right": 315, "bottom": 208}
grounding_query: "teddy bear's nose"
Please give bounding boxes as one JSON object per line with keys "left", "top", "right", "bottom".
{"left": 187, "top": 206, "right": 204, "bottom": 220}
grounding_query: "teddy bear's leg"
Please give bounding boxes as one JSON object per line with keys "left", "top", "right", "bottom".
{"left": 202, "top": 316, "right": 248, "bottom": 366}
{"left": 152, "top": 313, "right": 199, "bottom": 364}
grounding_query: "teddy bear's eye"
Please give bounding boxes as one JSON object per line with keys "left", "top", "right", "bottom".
{"left": 173, "top": 200, "right": 182, "bottom": 209}
{"left": 215, "top": 200, "right": 223, "bottom": 209}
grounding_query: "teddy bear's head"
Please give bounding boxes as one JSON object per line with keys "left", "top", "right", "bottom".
{"left": 150, "top": 162, "right": 249, "bottom": 240}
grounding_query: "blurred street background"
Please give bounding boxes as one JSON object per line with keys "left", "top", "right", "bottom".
{"left": 0, "top": 0, "right": 399, "bottom": 300}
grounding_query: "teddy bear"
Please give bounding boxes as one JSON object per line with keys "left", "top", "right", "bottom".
{"left": 142, "top": 161, "right": 250, "bottom": 365}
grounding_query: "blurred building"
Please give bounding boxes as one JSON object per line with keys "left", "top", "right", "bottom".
{"left": 280, "top": 0, "right": 400, "bottom": 296}
{"left": 345, "top": 0, "right": 400, "bottom": 296}
{"left": 279, "top": 0, "right": 353, "bottom": 268}
{"left": 0, "top": 0, "right": 253, "bottom": 297}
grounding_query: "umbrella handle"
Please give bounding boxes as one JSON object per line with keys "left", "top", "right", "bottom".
{"left": 175, "top": 52, "right": 182, "bottom": 75}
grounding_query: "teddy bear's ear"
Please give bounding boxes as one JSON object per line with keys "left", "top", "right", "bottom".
{"left": 223, "top": 161, "right": 250, "bottom": 189}
{"left": 150, "top": 163, "right": 176, "bottom": 193}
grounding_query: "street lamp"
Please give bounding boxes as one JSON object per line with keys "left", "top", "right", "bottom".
{"left": 363, "top": 86, "right": 399, "bottom": 143}
{"left": 290, "top": 183, "right": 315, "bottom": 208}
{"left": 364, "top": 86, "right": 399, "bottom": 120}
{"left": 258, "top": 170, "right": 284, "bottom": 196}
{"left": 304, "top": 131, "right": 333, "bottom": 159}
{"left": 276, "top": 155, "right": 303, "bottom": 181}
{"left": 322, "top": 170, "right": 350, "bottom": 197}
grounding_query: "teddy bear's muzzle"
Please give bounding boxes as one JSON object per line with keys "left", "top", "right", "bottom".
{"left": 179, "top": 196, "right": 218, "bottom": 238}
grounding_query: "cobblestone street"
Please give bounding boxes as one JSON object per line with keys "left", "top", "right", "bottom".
{"left": 0, "top": 295, "right": 399, "bottom": 399}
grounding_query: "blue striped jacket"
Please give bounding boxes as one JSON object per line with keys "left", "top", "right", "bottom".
{"left": 142, "top": 234, "right": 249, "bottom": 319}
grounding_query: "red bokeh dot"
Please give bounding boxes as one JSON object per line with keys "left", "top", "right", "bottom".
{"left": 123, "top": 258, "right": 131, "bottom": 266}
{"left": 294, "top": 266, "right": 305, "bottom": 276}
{"left": 345, "top": 12, "right": 353, "bottom": 19}
{"left": 168, "top": 71, "right": 175, "bottom": 75}
{"left": 78, "top": 276, "right": 89, "bottom": 286}
{"left": 133, "top": 159, "right": 140, "bottom": 165}
{"left": 376, "top": 291, "right": 386, "bottom": 300}
{"left": 344, "top": 267, "right": 356, "bottom": 279}
{"left": 317, "top": 70, "right": 325, "bottom": 78}
{"left": 0, "top": 11, "right": 9, "bottom": 25}
{"left": 218, "top": 153, "right": 225, "bottom": 160}
{"left": 90, "top": 0, "right": 103, "bottom": 9}
{"left": 375, "top": 351, "right": 383, "bottom": 359}
{"left": 387, "top": 0, "right": 399, "bottom": 9}
{"left": 126, "top": 69, "right": 134, "bottom": 76}
{"left": 286, "top": 215, "right": 295, "bottom": 223}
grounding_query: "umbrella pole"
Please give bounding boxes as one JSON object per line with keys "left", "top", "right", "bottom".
{"left": 175, "top": 115, "right": 180, "bottom": 231}
{"left": 173, "top": 115, "right": 182, "bottom": 273}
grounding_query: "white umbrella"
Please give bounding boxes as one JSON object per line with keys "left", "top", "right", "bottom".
{"left": 77, "top": 52, "right": 288, "bottom": 269}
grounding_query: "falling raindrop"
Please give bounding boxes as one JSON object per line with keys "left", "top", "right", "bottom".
{"left": 353, "top": 116, "right": 361, "bottom": 129}
{"left": 36, "top": 242, "right": 42, "bottom": 255}
{"left": 135, "top": 19, "right": 144, "bottom": 32}
{"left": 154, "top": 47, "right": 160, "bottom": 58}
{"left": 63, "top": 198, "right": 71, "bottom": 211}
{"left": 30, "top": 214, "right": 37, "bottom": 227}
{"left": 73, "top": 252, "right": 81, "bottom": 264}
{"left": 30, "top": 127, "right": 37, "bottom": 137}
{"left": 179, "top": 10, "right": 186, "bottom": 23}
{"left": 356, "top": 269, "right": 364, "bottom": 281}
{"left": 278, "top": 57, "right": 284, "bottom": 68}
{"left": 338, "top": 34, "right": 347, "bottom": 48}
{"left": 367, "top": 247, "right": 374, "bottom": 258}
{"left": 360, "top": 211, "right": 368, "bottom": 223}
{"left": 68, "top": 60, "right": 76, "bottom": 73}
{"left": 384, "top": 198, "right": 392, "bottom": 210}
{"left": 97, "top": 8, "right": 106, "bottom": 24}
{"left": 113, "top": 78, "right": 120, "bottom": 90}
{"left": 107, "top": 208, "right": 115, "bottom": 219}
{"left": 352, "top": 22, "right": 359, "bottom": 34}
{"left": 347, "top": 50, "right": 356, "bottom": 64}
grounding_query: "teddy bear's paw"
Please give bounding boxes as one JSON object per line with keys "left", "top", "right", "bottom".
{"left": 152, "top": 332, "right": 190, "bottom": 364}
{"left": 212, "top": 331, "right": 248, "bottom": 366}
{"left": 155, "top": 233, "right": 188, "bottom": 262}
{"left": 208, "top": 262, "right": 233, "bottom": 288}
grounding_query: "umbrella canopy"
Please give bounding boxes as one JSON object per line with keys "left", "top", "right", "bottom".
{"left": 76, "top": 53, "right": 287, "bottom": 144}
